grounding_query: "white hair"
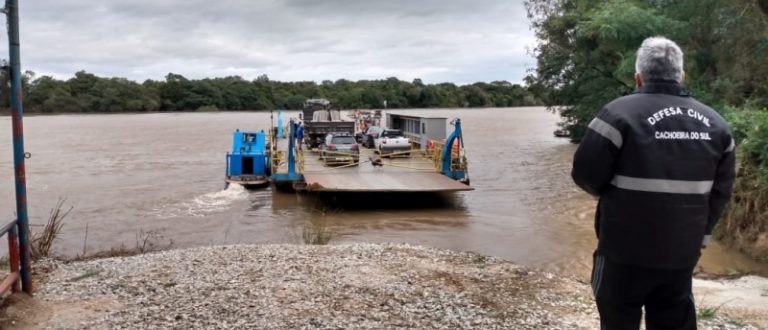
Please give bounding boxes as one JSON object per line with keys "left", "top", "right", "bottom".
{"left": 635, "top": 36, "right": 684, "bottom": 82}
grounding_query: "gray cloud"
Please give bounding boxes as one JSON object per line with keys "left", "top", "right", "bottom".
{"left": 13, "top": 0, "right": 534, "bottom": 84}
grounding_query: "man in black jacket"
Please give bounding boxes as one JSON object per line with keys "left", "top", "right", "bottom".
{"left": 572, "top": 36, "right": 735, "bottom": 329}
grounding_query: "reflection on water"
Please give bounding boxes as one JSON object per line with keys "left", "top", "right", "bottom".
{"left": 0, "top": 109, "right": 765, "bottom": 279}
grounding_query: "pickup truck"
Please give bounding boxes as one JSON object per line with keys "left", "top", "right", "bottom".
{"left": 374, "top": 129, "right": 411, "bottom": 156}
{"left": 302, "top": 98, "right": 355, "bottom": 148}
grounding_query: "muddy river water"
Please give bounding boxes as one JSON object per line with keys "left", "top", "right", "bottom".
{"left": 0, "top": 107, "right": 765, "bottom": 279}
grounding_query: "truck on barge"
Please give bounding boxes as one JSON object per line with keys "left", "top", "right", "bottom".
{"left": 301, "top": 98, "right": 355, "bottom": 149}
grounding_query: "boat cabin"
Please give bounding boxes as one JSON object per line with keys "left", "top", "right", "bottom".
{"left": 227, "top": 130, "right": 268, "bottom": 184}
{"left": 385, "top": 112, "right": 447, "bottom": 150}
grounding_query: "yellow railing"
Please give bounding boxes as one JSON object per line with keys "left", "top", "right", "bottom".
{"left": 376, "top": 146, "right": 421, "bottom": 159}
{"left": 318, "top": 149, "right": 359, "bottom": 166}
{"left": 427, "top": 140, "right": 467, "bottom": 172}
{"left": 271, "top": 150, "right": 284, "bottom": 175}
{"left": 270, "top": 148, "right": 304, "bottom": 174}
{"left": 296, "top": 149, "right": 304, "bottom": 173}
{"left": 429, "top": 141, "right": 445, "bottom": 171}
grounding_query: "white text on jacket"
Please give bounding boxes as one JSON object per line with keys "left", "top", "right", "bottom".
{"left": 647, "top": 107, "right": 711, "bottom": 127}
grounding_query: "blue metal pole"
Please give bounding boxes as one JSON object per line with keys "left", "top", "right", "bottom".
{"left": 442, "top": 119, "right": 462, "bottom": 176}
{"left": 5, "top": 0, "right": 32, "bottom": 294}
{"left": 287, "top": 119, "right": 295, "bottom": 175}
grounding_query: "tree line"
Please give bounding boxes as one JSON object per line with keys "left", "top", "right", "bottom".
{"left": 0, "top": 69, "right": 541, "bottom": 113}
{"left": 524, "top": 0, "right": 768, "bottom": 261}
{"left": 525, "top": 0, "right": 768, "bottom": 141}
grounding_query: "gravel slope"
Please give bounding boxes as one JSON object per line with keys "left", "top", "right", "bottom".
{"left": 0, "top": 244, "right": 761, "bottom": 329}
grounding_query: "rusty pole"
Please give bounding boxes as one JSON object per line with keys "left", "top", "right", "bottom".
{"left": 7, "top": 225, "right": 20, "bottom": 292}
{"left": 4, "top": 0, "right": 32, "bottom": 294}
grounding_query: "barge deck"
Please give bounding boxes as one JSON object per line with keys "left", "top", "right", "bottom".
{"left": 267, "top": 113, "right": 472, "bottom": 193}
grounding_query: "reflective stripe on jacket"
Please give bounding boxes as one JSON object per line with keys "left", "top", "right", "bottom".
{"left": 572, "top": 81, "right": 736, "bottom": 269}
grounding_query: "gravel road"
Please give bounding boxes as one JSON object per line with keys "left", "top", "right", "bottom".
{"left": 0, "top": 244, "right": 761, "bottom": 329}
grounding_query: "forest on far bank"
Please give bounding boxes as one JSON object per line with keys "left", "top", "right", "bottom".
{"left": 0, "top": 70, "right": 541, "bottom": 113}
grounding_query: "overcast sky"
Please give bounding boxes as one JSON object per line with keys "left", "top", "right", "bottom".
{"left": 13, "top": 0, "right": 535, "bottom": 85}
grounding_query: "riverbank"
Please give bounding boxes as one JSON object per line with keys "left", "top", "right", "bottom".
{"left": 1, "top": 244, "right": 765, "bottom": 329}
{"left": 717, "top": 109, "right": 768, "bottom": 263}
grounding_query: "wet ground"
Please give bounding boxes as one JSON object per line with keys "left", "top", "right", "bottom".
{"left": 0, "top": 107, "right": 764, "bottom": 279}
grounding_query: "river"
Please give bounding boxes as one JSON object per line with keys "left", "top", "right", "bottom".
{"left": 0, "top": 107, "right": 764, "bottom": 279}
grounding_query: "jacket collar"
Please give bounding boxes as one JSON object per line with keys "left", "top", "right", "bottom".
{"left": 635, "top": 80, "right": 690, "bottom": 97}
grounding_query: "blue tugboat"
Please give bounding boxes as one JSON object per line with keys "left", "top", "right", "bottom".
{"left": 226, "top": 129, "right": 270, "bottom": 188}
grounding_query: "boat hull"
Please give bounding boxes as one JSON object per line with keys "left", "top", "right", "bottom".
{"left": 225, "top": 175, "right": 269, "bottom": 188}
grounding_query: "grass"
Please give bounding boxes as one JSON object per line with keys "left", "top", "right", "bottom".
{"left": 30, "top": 198, "right": 72, "bottom": 260}
{"left": 291, "top": 196, "right": 339, "bottom": 246}
{"left": 696, "top": 304, "right": 749, "bottom": 327}
{"left": 696, "top": 296, "right": 736, "bottom": 322}
{"left": 23, "top": 198, "right": 174, "bottom": 262}
{"left": 301, "top": 225, "right": 332, "bottom": 245}
{"left": 698, "top": 306, "right": 718, "bottom": 320}
{"left": 728, "top": 319, "right": 748, "bottom": 327}
{"left": 72, "top": 229, "right": 175, "bottom": 261}
{"left": 134, "top": 229, "right": 172, "bottom": 254}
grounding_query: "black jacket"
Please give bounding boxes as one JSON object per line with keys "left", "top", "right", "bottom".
{"left": 572, "top": 81, "right": 735, "bottom": 269}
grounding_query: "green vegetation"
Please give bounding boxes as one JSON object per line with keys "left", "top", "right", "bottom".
{"left": 697, "top": 306, "right": 718, "bottom": 320}
{"left": 1, "top": 69, "right": 541, "bottom": 113}
{"left": 302, "top": 224, "right": 333, "bottom": 245}
{"left": 718, "top": 109, "right": 768, "bottom": 261}
{"left": 525, "top": 0, "right": 768, "bottom": 260}
{"left": 525, "top": 0, "right": 768, "bottom": 142}
{"left": 728, "top": 319, "right": 748, "bottom": 327}
{"left": 30, "top": 198, "right": 72, "bottom": 260}
{"left": 74, "top": 228, "right": 175, "bottom": 261}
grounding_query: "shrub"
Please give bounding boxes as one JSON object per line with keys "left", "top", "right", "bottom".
{"left": 717, "top": 108, "right": 768, "bottom": 261}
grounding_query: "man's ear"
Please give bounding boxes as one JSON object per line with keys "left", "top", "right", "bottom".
{"left": 634, "top": 73, "right": 643, "bottom": 88}
{"left": 680, "top": 71, "right": 686, "bottom": 84}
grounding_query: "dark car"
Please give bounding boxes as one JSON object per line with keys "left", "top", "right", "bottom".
{"left": 362, "top": 126, "right": 383, "bottom": 148}
{"left": 320, "top": 132, "right": 360, "bottom": 165}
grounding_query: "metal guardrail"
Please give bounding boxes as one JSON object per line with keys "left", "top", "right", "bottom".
{"left": 0, "top": 219, "right": 21, "bottom": 295}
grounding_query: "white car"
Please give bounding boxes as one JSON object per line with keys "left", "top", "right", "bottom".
{"left": 374, "top": 129, "right": 410, "bottom": 157}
